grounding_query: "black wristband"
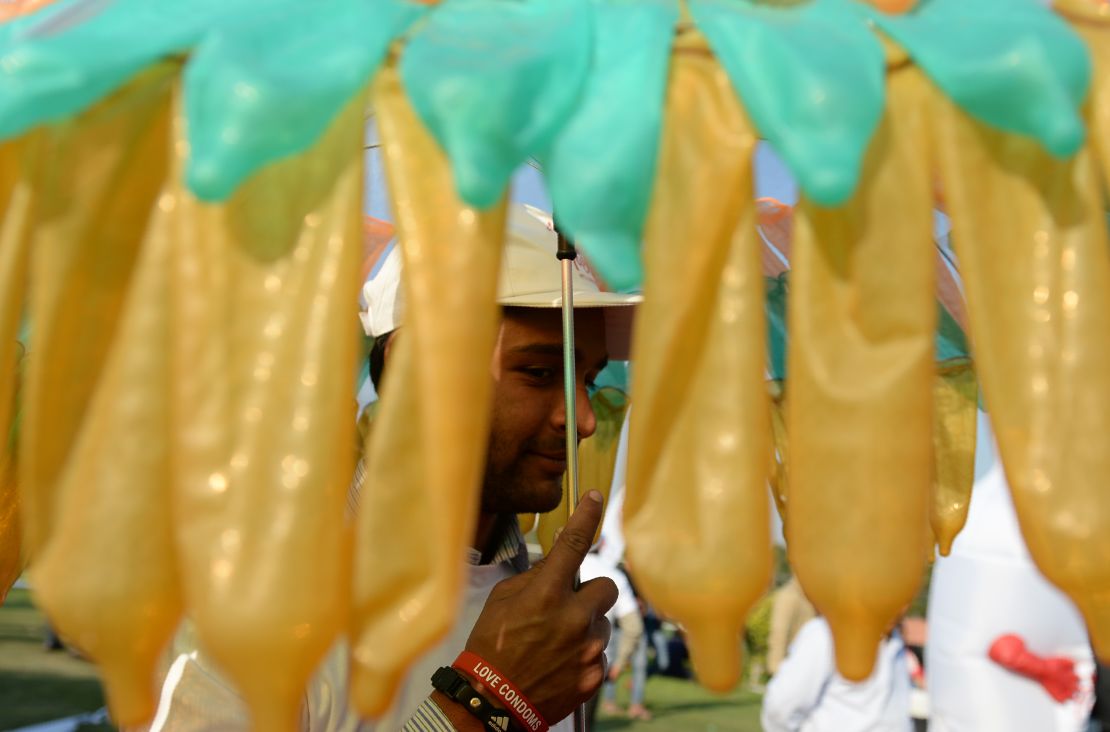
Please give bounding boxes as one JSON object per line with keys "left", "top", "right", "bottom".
{"left": 431, "top": 666, "right": 520, "bottom": 732}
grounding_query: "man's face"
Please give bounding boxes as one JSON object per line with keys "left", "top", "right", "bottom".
{"left": 482, "top": 307, "right": 609, "bottom": 514}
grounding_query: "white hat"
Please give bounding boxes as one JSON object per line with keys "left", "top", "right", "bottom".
{"left": 360, "top": 204, "right": 640, "bottom": 360}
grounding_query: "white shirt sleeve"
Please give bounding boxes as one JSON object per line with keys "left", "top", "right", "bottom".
{"left": 129, "top": 620, "right": 358, "bottom": 732}
{"left": 761, "top": 618, "right": 835, "bottom": 732}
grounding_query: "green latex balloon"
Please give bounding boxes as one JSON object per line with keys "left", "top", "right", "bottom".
{"left": 185, "top": 0, "right": 424, "bottom": 201}
{"left": 863, "top": 0, "right": 1090, "bottom": 159}
{"left": 401, "top": 0, "right": 592, "bottom": 209}
{"left": 539, "top": 0, "right": 677, "bottom": 292}
{"left": 689, "top": 0, "right": 885, "bottom": 208}
{"left": 0, "top": 0, "right": 249, "bottom": 139}
{"left": 593, "top": 360, "right": 630, "bottom": 395}
{"left": 935, "top": 302, "right": 970, "bottom": 363}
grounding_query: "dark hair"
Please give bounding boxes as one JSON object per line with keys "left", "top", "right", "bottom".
{"left": 368, "top": 332, "right": 393, "bottom": 391}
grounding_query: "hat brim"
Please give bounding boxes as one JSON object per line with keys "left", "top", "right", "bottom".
{"left": 498, "top": 290, "right": 641, "bottom": 361}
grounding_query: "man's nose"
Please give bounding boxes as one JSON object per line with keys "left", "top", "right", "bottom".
{"left": 574, "top": 382, "right": 597, "bottom": 440}
{"left": 554, "top": 382, "right": 597, "bottom": 441}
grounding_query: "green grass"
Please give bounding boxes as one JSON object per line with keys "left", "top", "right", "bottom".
{"left": 2, "top": 586, "right": 764, "bottom": 731}
{"left": 596, "top": 675, "right": 764, "bottom": 731}
{"left": 0, "top": 587, "right": 114, "bottom": 730}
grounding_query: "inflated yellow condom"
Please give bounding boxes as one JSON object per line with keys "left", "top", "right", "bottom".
{"left": 19, "top": 65, "right": 177, "bottom": 561}
{"left": 767, "top": 383, "right": 789, "bottom": 530}
{"left": 0, "top": 348, "right": 21, "bottom": 605}
{"left": 536, "top": 386, "right": 629, "bottom": 555}
{"left": 350, "top": 63, "right": 507, "bottom": 717}
{"left": 169, "top": 89, "right": 364, "bottom": 730}
{"left": 933, "top": 91, "right": 1110, "bottom": 662}
{"left": 11, "top": 65, "right": 180, "bottom": 724}
{"left": 930, "top": 362, "right": 977, "bottom": 557}
{"left": 517, "top": 512, "right": 538, "bottom": 534}
{"left": 32, "top": 198, "right": 182, "bottom": 727}
{"left": 1057, "top": 0, "right": 1110, "bottom": 190}
{"left": 0, "top": 141, "right": 31, "bottom": 603}
{"left": 788, "top": 63, "right": 934, "bottom": 681}
{"left": 623, "top": 41, "right": 771, "bottom": 692}
{"left": 767, "top": 367, "right": 972, "bottom": 560}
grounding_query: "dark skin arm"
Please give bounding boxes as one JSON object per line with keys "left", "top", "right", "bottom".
{"left": 429, "top": 691, "right": 488, "bottom": 731}
{"left": 433, "top": 490, "right": 618, "bottom": 726}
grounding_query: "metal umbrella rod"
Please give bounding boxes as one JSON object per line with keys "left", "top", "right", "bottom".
{"left": 556, "top": 227, "right": 581, "bottom": 518}
{"left": 555, "top": 225, "right": 588, "bottom": 732}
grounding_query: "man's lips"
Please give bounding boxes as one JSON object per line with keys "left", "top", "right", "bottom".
{"left": 528, "top": 451, "right": 567, "bottom": 472}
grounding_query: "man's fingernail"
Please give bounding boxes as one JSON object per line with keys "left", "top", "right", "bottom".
{"left": 587, "top": 490, "right": 602, "bottom": 503}
{"left": 553, "top": 528, "right": 563, "bottom": 542}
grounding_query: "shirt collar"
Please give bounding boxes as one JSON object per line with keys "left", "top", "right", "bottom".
{"left": 466, "top": 516, "right": 530, "bottom": 573}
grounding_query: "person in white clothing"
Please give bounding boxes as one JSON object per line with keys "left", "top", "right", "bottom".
{"left": 761, "top": 616, "right": 913, "bottom": 732}
{"left": 925, "top": 410, "right": 1095, "bottom": 732}
{"left": 580, "top": 550, "right": 644, "bottom": 723}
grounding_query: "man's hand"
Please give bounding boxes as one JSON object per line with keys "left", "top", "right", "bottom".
{"left": 461, "top": 490, "right": 618, "bottom": 724}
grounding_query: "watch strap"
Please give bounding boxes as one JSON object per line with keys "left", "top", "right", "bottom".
{"left": 431, "top": 666, "right": 517, "bottom": 732}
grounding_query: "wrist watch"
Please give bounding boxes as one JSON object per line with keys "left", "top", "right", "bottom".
{"left": 431, "top": 666, "right": 518, "bottom": 732}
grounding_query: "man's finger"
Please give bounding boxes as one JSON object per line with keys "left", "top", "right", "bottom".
{"left": 537, "top": 490, "right": 604, "bottom": 588}
{"left": 591, "top": 616, "right": 613, "bottom": 660}
{"left": 576, "top": 577, "right": 618, "bottom": 618}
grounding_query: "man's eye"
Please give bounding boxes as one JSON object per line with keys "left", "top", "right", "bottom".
{"left": 521, "top": 367, "right": 555, "bottom": 382}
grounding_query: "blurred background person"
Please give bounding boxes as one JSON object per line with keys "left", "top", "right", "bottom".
{"left": 926, "top": 410, "right": 1095, "bottom": 732}
{"left": 768, "top": 575, "right": 817, "bottom": 676}
{"left": 581, "top": 547, "right": 644, "bottom": 724}
{"left": 761, "top": 615, "right": 913, "bottom": 732}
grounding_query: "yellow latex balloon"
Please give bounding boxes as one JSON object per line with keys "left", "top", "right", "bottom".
{"left": 18, "top": 65, "right": 177, "bottom": 560}
{"left": 0, "top": 141, "right": 31, "bottom": 603}
{"left": 768, "top": 367, "right": 975, "bottom": 562}
{"left": 1057, "top": 0, "right": 1110, "bottom": 191}
{"left": 787, "top": 65, "right": 934, "bottom": 681}
{"left": 0, "top": 436, "right": 18, "bottom": 607}
{"left": 350, "top": 64, "right": 507, "bottom": 717}
{"left": 168, "top": 89, "right": 364, "bottom": 730}
{"left": 933, "top": 91, "right": 1110, "bottom": 662}
{"left": 32, "top": 202, "right": 182, "bottom": 726}
{"left": 623, "top": 41, "right": 771, "bottom": 692}
{"left": 767, "top": 382, "right": 789, "bottom": 531}
{"left": 535, "top": 386, "right": 629, "bottom": 556}
{"left": 517, "top": 512, "right": 537, "bottom": 535}
{"left": 930, "top": 361, "right": 977, "bottom": 557}
{"left": 0, "top": 140, "right": 25, "bottom": 223}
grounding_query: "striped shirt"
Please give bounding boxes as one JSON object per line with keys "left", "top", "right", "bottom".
{"left": 403, "top": 699, "right": 457, "bottom": 732}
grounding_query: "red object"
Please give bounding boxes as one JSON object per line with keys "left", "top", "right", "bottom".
{"left": 905, "top": 648, "right": 925, "bottom": 688}
{"left": 988, "top": 634, "right": 1079, "bottom": 703}
{"left": 454, "top": 651, "right": 550, "bottom": 732}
